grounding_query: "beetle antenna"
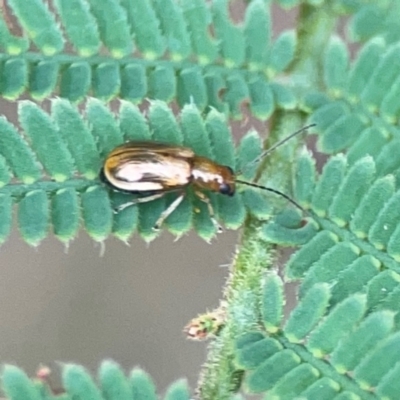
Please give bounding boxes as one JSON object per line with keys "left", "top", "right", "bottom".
{"left": 239, "top": 123, "right": 316, "bottom": 175}
{"left": 236, "top": 179, "right": 304, "bottom": 211}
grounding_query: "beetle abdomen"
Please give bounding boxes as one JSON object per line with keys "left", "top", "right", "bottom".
{"left": 103, "top": 145, "right": 193, "bottom": 193}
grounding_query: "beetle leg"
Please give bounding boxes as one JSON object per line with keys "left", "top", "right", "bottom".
{"left": 194, "top": 191, "right": 223, "bottom": 233}
{"left": 114, "top": 193, "right": 166, "bottom": 213}
{"left": 153, "top": 192, "right": 185, "bottom": 231}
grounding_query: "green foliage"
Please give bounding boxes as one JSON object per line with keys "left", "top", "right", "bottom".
{"left": 0, "top": 0, "right": 297, "bottom": 120}
{"left": 0, "top": 99, "right": 270, "bottom": 245}
{"left": 0, "top": 361, "right": 192, "bottom": 400}
{"left": 236, "top": 275, "right": 398, "bottom": 398}
{"left": 3, "top": 0, "right": 400, "bottom": 399}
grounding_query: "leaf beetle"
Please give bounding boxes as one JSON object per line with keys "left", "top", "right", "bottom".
{"left": 100, "top": 125, "right": 315, "bottom": 231}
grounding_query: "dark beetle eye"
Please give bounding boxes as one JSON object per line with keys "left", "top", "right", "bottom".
{"left": 219, "top": 183, "right": 232, "bottom": 195}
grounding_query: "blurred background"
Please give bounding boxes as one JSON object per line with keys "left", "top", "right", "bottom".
{"left": 0, "top": 2, "right": 297, "bottom": 394}
{"left": 0, "top": 224, "right": 237, "bottom": 390}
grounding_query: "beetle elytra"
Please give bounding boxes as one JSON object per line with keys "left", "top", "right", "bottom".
{"left": 101, "top": 124, "right": 315, "bottom": 231}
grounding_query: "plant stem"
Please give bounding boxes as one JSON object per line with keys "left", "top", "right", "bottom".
{"left": 289, "top": 3, "right": 337, "bottom": 91}
{"left": 197, "top": 3, "right": 338, "bottom": 398}
{"left": 196, "top": 220, "right": 272, "bottom": 400}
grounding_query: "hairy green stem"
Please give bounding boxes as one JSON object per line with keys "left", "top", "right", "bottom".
{"left": 289, "top": 3, "right": 337, "bottom": 91}
{"left": 197, "top": 3, "right": 338, "bottom": 399}
{"left": 197, "top": 220, "right": 272, "bottom": 399}
{"left": 197, "top": 113, "right": 307, "bottom": 400}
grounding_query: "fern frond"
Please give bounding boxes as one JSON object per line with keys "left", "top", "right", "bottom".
{"left": 0, "top": 0, "right": 299, "bottom": 120}
{"left": 347, "top": 2, "right": 400, "bottom": 45}
{"left": 0, "top": 99, "right": 273, "bottom": 246}
{"left": 307, "top": 36, "right": 400, "bottom": 177}
{"left": 263, "top": 151, "right": 400, "bottom": 316}
{"left": 1, "top": 361, "right": 192, "bottom": 400}
{"left": 235, "top": 274, "right": 400, "bottom": 398}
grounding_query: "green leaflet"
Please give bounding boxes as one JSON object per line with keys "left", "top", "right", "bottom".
{"left": 52, "top": 99, "right": 101, "bottom": 179}
{"left": 350, "top": 175, "right": 395, "bottom": 239}
{"left": 323, "top": 36, "right": 349, "bottom": 97}
{"left": 311, "top": 154, "right": 347, "bottom": 217}
{"left": 298, "top": 377, "right": 340, "bottom": 400}
{"left": 1, "top": 58, "right": 28, "bottom": 100}
{"left": 300, "top": 242, "right": 360, "bottom": 295}
{"left": 0, "top": 11, "right": 29, "bottom": 54}
{"left": 270, "top": 83, "right": 297, "bottom": 110}
{"left": 267, "top": 363, "right": 320, "bottom": 399}
{"left": 17, "top": 190, "right": 49, "bottom": 246}
{"left": 30, "top": 60, "right": 59, "bottom": 100}
{"left": 54, "top": 0, "right": 100, "bottom": 56}
{"left": 118, "top": 101, "right": 151, "bottom": 141}
{"left": 204, "top": 71, "right": 228, "bottom": 114}
{"left": 120, "top": 64, "right": 147, "bottom": 103}
{"left": 177, "top": 67, "right": 208, "bottom": 111}
{"left": 248, "top": 75, "right": 274, "bottom": 120}
{"left": 63, "top": 364, "right": 107, "bottom": 400}
{"left": 268, "top": 30, "right": 296, "bottom": 75}
{"left": 99, "top": 361, "right": 131, "bottom": 400}
{"left": 86, "top": 99, "right": 124, "bottom": 157}
{"left": 347, "top": 37, "right": 386, "bottom": 100}
{"left": 130, "top": 368, "right": 157, "bottom": 400}
{"left": 306, "top": 294, "right": 367, "bottom": 358}
{"left": 7, "top": 0, "right": 64, "bottom": 55}
{"left": 235, "top": 337, "right": 282, "bottom": 369}
{"left": 60, "top": 62, "right": 92, "bottom": 102}
{"left": 181, "top": 0, "right": 218, "bottom": 64}
{"left": 331, "top": 310, "right": 395, "bottom": 374}
{"left": 292, "top": 147, "right": 316, "bottom": 207}
{"left": 354, "top": 331, "right": 400, "bottom": 389}
{"left": 153, "top": 0, "right": 191, "bottom": 61}
{"left": 375, "top": 138, "right": 400, "bottom": 177}
{"left": 87, "top": 0, "right": 133, "bottom": 58}
{"left": 0, "top": 116, "right": 40, "bottom": 183}
{"left": 261, "top": 273, "right": 284, "bottom": 332}
{"left": 0, "top": 155, "right": 12, "bottom": 187}
{"left": 244, "top": 0, "right": 270, "bottom": 70}
{"left": 211, "top": 0, "right": 245, "bottom": 67}
{"left": 93, "top": 62, "right": 121, "bottom": 101}
{"left": 362, "top": 43, "right": 400, "bottom": 111}
{"left": 368, "top": 190, "right": 400, "bottom": 250}
{"left": 366, "top": 270, "right": 400, "bottom": 310}
{"left": 347, "top": 127, "right": 388, "bottom": 165}
{"left": 164, "top": 380, "right": 190, "bottom": 400}
{"left": 0, "top": 194, "right": 12, "bottom": 244}
{"left": 148, "top": 66, "right": 176, "bottom": 102}
{"left": 330, "top": 255, "right": 381, "bottom": 306}
{"left": 120, "top": 0, "right": 165, "bottom": 60}
{"left": 19, "top": 101, "right": 75, "bottom": 182}
{"left": 262, "top": 209, "right": 318, "bottom": 246}
{"left": 81, "top": 186, "right": 113, "bottom": 242}
{"left": 285, "top": 231, "right": 339, "bottom": 279}
{"left": 284, "top": 283, "right": 331, "bottom": 343}
{"left": 244, "top": 349, "right": 301, "bottom": 393}
{"left": 51, "top": 188, "right": 80, "bottom": 243}
{"left": 376, "top": 362, "right": 400, "bottom": 399}
{"left": 328, "top": 156, "right": 375, "bottom": 227}
{"left": 1, "top": 366, "right": 41, "bottom": 400}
